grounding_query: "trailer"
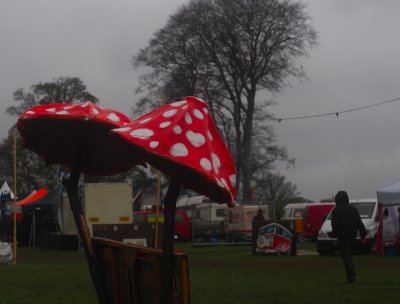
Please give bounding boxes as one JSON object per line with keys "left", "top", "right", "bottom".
{"left": 84, "top": 183, "right": 132, "bottom": 236}
{"left": 225, "top": 204, "right": 268, "bottom": 242}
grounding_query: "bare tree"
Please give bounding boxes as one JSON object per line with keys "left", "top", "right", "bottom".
{"left": 133, "top": 0, "right": 317, "bottom": 200}
{"left": 256, "top": 172, "right": 300, "bottom": 220}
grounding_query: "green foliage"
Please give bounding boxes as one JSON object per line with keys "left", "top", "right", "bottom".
{"left": 6, "top": 76, "right": 98, "bottom": 118}
{"left": 0, "top": 132, "right": 58, "bottom": 198}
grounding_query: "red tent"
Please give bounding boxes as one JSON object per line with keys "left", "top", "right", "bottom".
{"left": 16, "top": 188, "right": 49, "bottom": 207}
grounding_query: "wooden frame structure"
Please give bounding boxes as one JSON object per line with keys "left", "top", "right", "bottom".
{"left": 93, "top": 237, "right": 190, "bottom": 304}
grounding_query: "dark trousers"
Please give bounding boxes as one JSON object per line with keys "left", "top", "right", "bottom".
{"left": 338, "top": 238, "right": 355, "bottom": 282}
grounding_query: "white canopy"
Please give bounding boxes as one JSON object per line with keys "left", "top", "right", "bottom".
{"left": 377, "top": 180, "right": 400, "bottom": 206}
{"left": 0, "top": 181, "right": 14, "bottom": 200}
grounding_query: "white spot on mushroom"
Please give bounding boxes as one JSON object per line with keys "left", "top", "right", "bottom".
{"left": 193, "top": 109, "right": 204, "bottom": 119}
{"left": 186, "top": 130, "right": 205, "bottom": 147}
{"left": 173, "top": 125, "right": 182, "bottom": 134}
{"left": 130, "top": 128, "right": 154, "bottom": 139}
{"left": 170, "top": 100, "right": 187, "bottom": 107}
{"left": 63, "top": 106, "right": 73, "bottom": 110}
{"left": 194, "top": 97, "right": 207, "bottom": 104}
{"left": 163, "top": 109, "right": 178, "bottom": 118}
{"left": 107, "top": 113, "right": 120, "bottom": 122}
{"left": 207, "top": 130, "right": 213, "bottom": 141}
{"left": 170, "top": 143, "right": 188, "bottom": 157}
{"left": 93, "top": 108, "right": 100, "bottom": 115}
{"left": 200, "top": 158, "right": 212, "bottom": 171}
{"left": 219, "top": 178, "right": 228, "bottom": 189}
{"left": 139, "top": 117, "right": 152, "bottom": 124}
{"left": 185, "top": 113, "right": 192, "bottom": 124}
{"left": 26, "top": 111, "right": 35, "bottom": 115}
{"left": 183, "top": 105, "right": 188, "bottom": 109}
{"left": 56, "top": 111, "right": 69, "bottom": 115}
{"left": 113, "top": 127, "right": 131, "bottom": 133}
{"left": 160, "top": 121, "right": 171, "bottom": 128}
{"left": 211, "top": 153, "right": 221, "bottom": 174}
{"left": 150, "top": 141, "right": 159, "bottom": 148}
{"left": 80, "top": 102, "right": 90, "bottom": 108}
{"left": 46, "top": 108, "right": 56, "bottom": 113}
{"left": 217, "top": 180, "right": 225, "bottom": 188}
{"left": 203, "top": 108, "right": 209, "bottom": 115}
{"left": 229, "top": 174, "right": 236, "bottom": 187}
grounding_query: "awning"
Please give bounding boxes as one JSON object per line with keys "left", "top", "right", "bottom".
{"left": 16, "top": 188, "right": 49, "bottom": 206}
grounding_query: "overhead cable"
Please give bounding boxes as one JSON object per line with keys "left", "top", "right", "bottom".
{"left": 275, "top": 96, "right": 400, "bottom": 122}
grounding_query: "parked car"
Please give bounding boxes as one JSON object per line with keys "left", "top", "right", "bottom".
{"left": 133, "top": 210, "right": 191, "bottom": 241}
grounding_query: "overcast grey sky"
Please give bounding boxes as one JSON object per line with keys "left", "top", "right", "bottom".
{"left": 2, "top": 0, "right": 400, "bottom": 201}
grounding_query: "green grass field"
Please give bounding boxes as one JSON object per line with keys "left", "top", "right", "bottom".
{"left": 1, "top": 243, "right": 400, "bottom": 304}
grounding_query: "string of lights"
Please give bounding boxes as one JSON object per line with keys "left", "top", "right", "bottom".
{"left": 274, "top": 96, "right": 400, "bottom": 122}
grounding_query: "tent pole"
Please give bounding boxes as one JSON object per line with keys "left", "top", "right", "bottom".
{"left": 155, "top": 170, "right": 161, "bottom": 249}
{"left": 12, "top": 128, "right": 17, "bottom": 265}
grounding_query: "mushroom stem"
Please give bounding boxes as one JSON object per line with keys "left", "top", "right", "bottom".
{"left": 63, "top": 169, "right": 109, "bottom": 304}
{"left": 161, "top": 177, "right": 181, "bottom": 304}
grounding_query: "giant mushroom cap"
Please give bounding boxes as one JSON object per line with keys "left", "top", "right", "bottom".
{"left": 112, "top": 96, "right": 236, "bottom": 205}
{"left": 17, "top": 101, "right": 145, "bottom": 176}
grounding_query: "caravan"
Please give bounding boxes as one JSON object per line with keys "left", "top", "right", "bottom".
{"left": 177, "top": 195, "right": 227, "bottom": 242}
{"left": 192, "top": 203, "right": 227, "bottom": 241}
{"left": 225, "top": 204, "right": 269, "bottom": 242}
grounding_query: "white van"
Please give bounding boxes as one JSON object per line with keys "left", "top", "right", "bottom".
{"left": 317, "top": 198, "right": 398, "bottom": 255}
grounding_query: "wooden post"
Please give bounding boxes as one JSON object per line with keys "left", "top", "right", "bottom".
{"left": 63, "top": 169, "right": 109, "bottom": 304}
{"left": 12, "top": 128, "right": 17, "bottom": 265}
{"left": 161, "top": 178, "right": 181, "bottom": 304}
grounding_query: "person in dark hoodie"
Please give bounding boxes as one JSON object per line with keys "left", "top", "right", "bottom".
{"left": 331, "top": 190, "right": 367, "bottom": 283}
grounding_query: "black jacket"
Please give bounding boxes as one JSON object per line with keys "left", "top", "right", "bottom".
{"left": 331, "top": 191, "right": 367, "bottom": 240}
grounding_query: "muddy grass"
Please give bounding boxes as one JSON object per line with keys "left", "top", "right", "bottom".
{"left": 1, "top": 244, "right": 399, "bottom": 304}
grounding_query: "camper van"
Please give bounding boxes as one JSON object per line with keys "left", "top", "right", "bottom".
{"left": 303, "top": 203, "right": 335, "bottom": 240}
{"left": 281, "top": 203, "right": 309, "bottom": 237}
{"left": 316, "top": 198, "right": 399, "bottom": 255}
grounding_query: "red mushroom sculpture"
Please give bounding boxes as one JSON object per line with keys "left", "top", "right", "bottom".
{"left": 112, "top": 96, "right": 236, "bottom": 303}
{"left": 17, "top": 101, "right": 145, "bottom": 304}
